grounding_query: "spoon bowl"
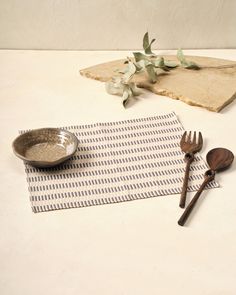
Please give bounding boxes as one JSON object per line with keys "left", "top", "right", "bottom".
{"left": 206, "top": 148, "right": 234, "bottom": 172}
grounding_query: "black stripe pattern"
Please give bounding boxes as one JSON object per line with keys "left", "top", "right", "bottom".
{"left": 23, "top": 112, "right": 218, "bottom": 213}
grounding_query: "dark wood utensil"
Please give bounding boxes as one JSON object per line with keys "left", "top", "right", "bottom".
{"left": 178, "top": 148, "right": 234, "bottom": 226}
{"left": 179, "top": 131, "right": 203, "bottom": 208}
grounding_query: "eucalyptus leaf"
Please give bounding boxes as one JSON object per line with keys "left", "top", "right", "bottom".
{"left": 122, "top": 61, "right": 136, "bottom": 82}
{"left": 177, "top": 48, "right": 185, "bottom": 63}
{"left": 124, "top": 53, "right": 143, "bottom": 74}
{"left": 164, "top": 60, "right": 178, "bottom": 68}
{"left": 112, "top": 77, "right": 123, "bottom": 88}
{"left": 133, "top": 52, "right": 149, "bottom": 62}
{"left": 129, "top": 82, "right": 141, "bottom": 96}
{"left": 143, "top": 32, "right": 156, "bottom": 55}
{"left": 119, "top": 59, "right": 135, "bottom": 74}
{"left": 183, "top": 61, "right": 200, "bottom": 70}
{"left": 122, "top": 90, "right": 129, "bottom": 107}
{"left": 105, "top": 79, "right": 123, "bottom": 96}
{"left": 153, "top": 57, "right": 165, "bottom": 68}
{"left": 143, "top": 32, "right": 149, "bottom": 50}
{"left": 134, "top": 60, "right": 145, "bottom": 72}
{"left": 152, "top": 57, "right": 170, "bottom": 72}
{"left": 118, "top": 68, "right": 126, "bottom": 74}
{"left": 105, "top": 68, "right": 141, "bottom": 107}
{"left": 145, "top": 64, "right": 157, "bottom": 83}
{"left": 177, "top": 48, "right": 200, "bottom": 70}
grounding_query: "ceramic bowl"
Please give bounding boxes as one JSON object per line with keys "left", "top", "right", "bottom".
{"left": 12, "top": 128, "right": 78, "bottom": 168}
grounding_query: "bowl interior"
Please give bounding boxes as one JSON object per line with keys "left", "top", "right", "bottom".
{"left": 13, "top": 128, "right": 78, "bottom": 163}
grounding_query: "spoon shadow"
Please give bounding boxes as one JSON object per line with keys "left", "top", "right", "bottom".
{"left": 182, "top": 186, "right": 219, "bottom": 227}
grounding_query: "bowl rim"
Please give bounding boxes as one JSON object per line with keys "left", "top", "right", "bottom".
{"left": 12, "top": 127, "right": 79, "bottom": 166}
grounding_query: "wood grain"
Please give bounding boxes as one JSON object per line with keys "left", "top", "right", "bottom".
{"left": 207, "top": 148, "right": 234, "bottom": 171}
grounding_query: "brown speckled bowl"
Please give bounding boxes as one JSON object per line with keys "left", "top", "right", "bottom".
{"left": 12, "top": 128, "right": 78, "bottom": 168}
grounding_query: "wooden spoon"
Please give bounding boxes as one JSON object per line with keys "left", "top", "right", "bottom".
{"left": 178, "top": 148, "right": 234, "bottom": 226}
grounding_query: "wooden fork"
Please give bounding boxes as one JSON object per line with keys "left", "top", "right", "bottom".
{"left": 179, "top": 131, "right": 203, "bottom": 208}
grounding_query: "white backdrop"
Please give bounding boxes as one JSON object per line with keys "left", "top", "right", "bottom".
{"left": 0, "top": 0, "right": 235, "bottom": 50}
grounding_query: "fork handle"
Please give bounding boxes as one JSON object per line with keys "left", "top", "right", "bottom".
{"left": 178, "top": 170, "right": 215, "bottom": 226}
{"left": 179, "top": 153, "right": 194, "bottom": 208}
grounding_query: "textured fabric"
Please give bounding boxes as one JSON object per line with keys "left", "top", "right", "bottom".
{"left": 24, "top": 112, "right": 218, "bottom": 213}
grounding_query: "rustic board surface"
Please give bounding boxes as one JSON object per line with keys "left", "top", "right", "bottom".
{"left": 80, "top": 55, "right": 236, "bottom": 112}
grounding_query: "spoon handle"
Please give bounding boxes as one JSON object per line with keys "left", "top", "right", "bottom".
{"left": 178, "top": 170, "right": 215, "bottom": 226}
{"left": 179, "top": 153, "right": 194, "bottom": 208}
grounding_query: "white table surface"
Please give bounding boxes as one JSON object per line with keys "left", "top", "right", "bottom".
{"left": 0, "top": 49, "right": 236, "bottom": 295}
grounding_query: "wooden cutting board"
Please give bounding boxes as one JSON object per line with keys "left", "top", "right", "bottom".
{"left": 80, "top": 55, "right": 236, "bottom": 112}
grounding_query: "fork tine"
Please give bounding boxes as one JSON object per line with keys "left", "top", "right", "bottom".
{"left": 180, "top": 131, "right": 187, "bottom": 145}
{"left": 193, "top": 131, "right": 196, "bottom": 144}
{"left": 198, "top": 132, "right": 203, "bottom": 147}
{"left": 187, "top": 131, "right": 192, "bottom": 143}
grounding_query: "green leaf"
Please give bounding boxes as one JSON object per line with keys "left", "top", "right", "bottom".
{"left": 153, "top": 57, "right": 165, "bottom": 68}
{"left": 118, "top": 69, "right": 126, "bottom": 74}
{"left": 122, "top": 61, "right": 136, "bottom": 82}
{"left": 177, "top": 48, "right": 185, "bottom": 63}
{"left": 105, "top": 73, "right": 141, "bottom": 107}
{"left": 143, "top": 32, "right": 156, "bottom": 55}
{"left": 133, "top": 52, "right": 149, "bottom": 62}
{"left": 129, "top": 82, "right": 141, "bottom": 96}
{"left": 122, "top": 90, "right": 129, "bottom": 107}
{"left": 105, "top": 79, "right": 123, "bottom": 96}
{"left": 134, "top": 60, "right": 144, "bottom": 72}
{"left": 145, "top": 63, "right": 157, "bottom": 83}
{"left": 164, "top": 60, "right": 178, "bottom": 68}
{"left": 143, "top": 32, "right": 150, "bottom": 53}
{"left": 177, "top": 48, "right": 200, "bottom": 70}
{"left": 152, "top": 57, "right": 170, "bottom": 72}
{"left": 184, "top": 61, "right": 200, "bottom": 70}
{"left": 133, "top": 52, "right": 151, "bottom": 72}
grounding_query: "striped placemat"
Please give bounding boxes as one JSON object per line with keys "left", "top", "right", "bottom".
{"left": 24, "top": 112, "right": 218, "bottom": 213}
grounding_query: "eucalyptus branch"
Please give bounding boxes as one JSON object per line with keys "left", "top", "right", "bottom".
{"left": 105, "top": 31, "right": 201, "bottom": 107}
{"left": 105, "top": 59, "right": 141, "bottom": 107}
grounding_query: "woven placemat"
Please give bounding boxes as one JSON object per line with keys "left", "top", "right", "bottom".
{"left": 24, "top": 112, "right": 218, "bottom": 212}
